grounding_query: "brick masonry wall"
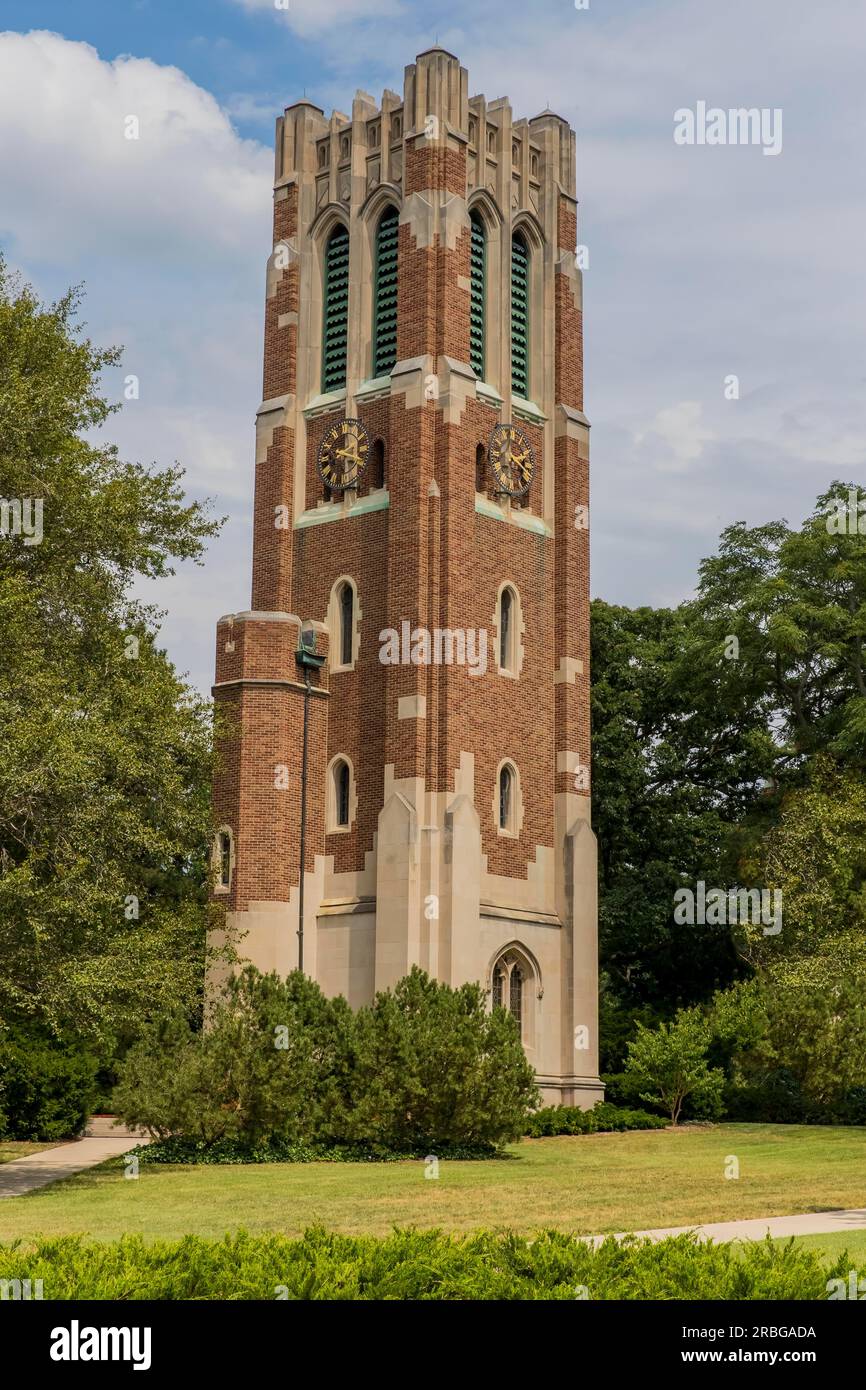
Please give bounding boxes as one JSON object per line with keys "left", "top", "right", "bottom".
{"left": 214, "top": 98, "right": 591, "bottom": 904}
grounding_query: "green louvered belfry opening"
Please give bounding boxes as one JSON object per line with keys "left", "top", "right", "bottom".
{"left": 511, "top": 233, "right": 530, "bottom": 400}
{"left": 322, "top": 224, "right": 350, "bottom": 394}
{"left": 373, "top": 207, "right": 399, "bottom": 378}
{"left": 470, "top": 210, "right": 486, "bottom": 380}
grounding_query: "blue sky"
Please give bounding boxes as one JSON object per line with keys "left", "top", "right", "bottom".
{"left": 1, "top": 0, "right": 864, "bottom": 693}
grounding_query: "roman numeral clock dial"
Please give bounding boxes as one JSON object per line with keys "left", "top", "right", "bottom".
{"left": 317, "top": 418, "right": 371, "bottom": 493}
{"left": 489, "top": 422, "right": 535, "bottom": 498}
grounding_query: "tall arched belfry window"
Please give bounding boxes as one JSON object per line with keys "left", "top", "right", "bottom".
{"left": 469, "top": 209, "right": 486, "bottom": 380}
{"left": 511, "top": 231, "right": 530, "bottom": 399}
{"left": 322, "top": 224, "right": 350, "bottom": 393}
{"left": 373, "top": 206, "right": 399, "bottom": 378}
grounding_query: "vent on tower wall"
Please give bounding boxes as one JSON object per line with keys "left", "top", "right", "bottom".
{"left": 322, "top": 224, "right": 350, "bottom": 393}
{"left": 511, "top": 232, "right": 529, "bottom": 399}
{"left": 469, "top": 210, "right": 486, "bottom": 381}
{"left": 372, "top": 207, "right": 399, "bottom": 378}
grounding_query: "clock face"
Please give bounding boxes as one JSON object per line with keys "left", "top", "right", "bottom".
{"left": 317, "top": 418, "right": 371, "bottom": 492}
{"left": 489, "top": 423, "right": 535, "bottom": 498}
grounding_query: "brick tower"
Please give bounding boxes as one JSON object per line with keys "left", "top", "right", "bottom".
{"left": 211, "top": 47, "right": 602, "bottom": 1106}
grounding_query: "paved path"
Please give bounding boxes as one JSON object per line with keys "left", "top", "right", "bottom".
{"left": 588, "top": 1209, "right": 866, "bottom": 1246}
{"left": 0, "top": 1121, "right": 146, "bottom": 1199}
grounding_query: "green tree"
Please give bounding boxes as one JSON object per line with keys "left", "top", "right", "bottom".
{"left": 0, "top": 262, "right": 223, "bottom": 1044}
{"left": 113, "top": 968, "right": 355, "bottom": 1145}
{"left": 345, "top": 967, "right": 539, "bottom": 1151}
{"left": 591, "top": 600, "right": 756, "bottom": 1019}
{"left": 624, "top": 1009, "right": 725, "bottom": 1124}
{"left": 736, "top": 757, "right": 866, "bottom": 985}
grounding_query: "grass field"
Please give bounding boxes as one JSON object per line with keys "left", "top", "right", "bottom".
{"left": 0, "top": 1142, "right": 51, "bottom": 1165}
{"left": 1, "top": 1124, "right": 865, "bottom": 1244}
{"left": 785, "top": 1230, "right": 866, "bottom": 1264}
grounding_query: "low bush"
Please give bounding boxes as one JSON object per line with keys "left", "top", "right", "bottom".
{"left": 113, "top": 965, "right": 538, "bottom": 1156}
{"left": 0, "top": 1228, "right": 854, "bottom": 1300}
{"left": 524, "top": 1102, "right": 667, "bottom": 1137}
{"left": 132, "top": 1136, "right": 498, "bottom": 1165}
{"left": 0, "top": 1030, "right": 98, "bottom": 1142}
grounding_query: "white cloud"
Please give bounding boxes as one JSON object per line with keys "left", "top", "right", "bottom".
{"left": 0, "top": 29, "right": 273, "bottom": 694}
{"left": 635, "top": 403, "right": 717, "bottom": 474}
{"left": 0, "top": 30, "right": 271, "bottom": 263}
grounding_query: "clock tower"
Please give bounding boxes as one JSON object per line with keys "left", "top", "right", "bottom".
{"left": 211, "top": 47, "right": 602, "bottom": 1106}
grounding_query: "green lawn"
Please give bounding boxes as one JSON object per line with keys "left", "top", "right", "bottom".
{"left": 1, "top": 1124, "right": 865, "bottom": 1244}
{"left": 788, "top": 1230, "right": 866, "bottom": 1264}
{"left": 0, "top": 1142, "right": 52, "bottom": 1165}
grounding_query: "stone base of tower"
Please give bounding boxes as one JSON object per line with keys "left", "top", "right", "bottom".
{"left": 212, "top": 760, "right": 604, "bottom": 1111}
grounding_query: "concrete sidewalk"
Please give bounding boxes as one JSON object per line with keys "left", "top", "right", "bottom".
{"left": 0, "top": 1122, "right": 147, "bottom": 1199}
{"left": 589, "top": 1208, "right": 866, "bottom": 1246}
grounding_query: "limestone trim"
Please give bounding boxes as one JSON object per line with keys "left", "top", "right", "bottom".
{"left": 212, "top": 679, "right": 330, "bottom": 698}
{"left": 479, "top": 903, "right": 561, "bottom": 927}
{"left": 398, "top": 694, "right": 427, "bottom": 720}
{"left": 553, "top": 656, "right": 584, "bottom": 684}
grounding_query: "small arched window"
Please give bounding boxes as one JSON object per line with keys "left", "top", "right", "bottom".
{"left": 339, "top": 582, "right": 354, "bottom": 667}
{"left": 511, "top": 231, "right": 530, "bottom": 400}
{"left": 318, "top": 142, "right": 328, "bottom": 169}
{"left": 369, "top": 439, "right": 386, "bottom": 491}
{"left": 487, "top": 127, "right": 496, "bottom": 153}
{"left": 499, "top": 764, "right": 513, "bottom": 831}
{"left": 392, "top": 114, "right": 402, "bottom": 139}
{"left": 531, "top": 153, "right": 539, "bottom": 178}
{"left": 500, "top": 588, "right": 513, "bottom": 670}
{"left": 469, "top": 209, "right": 486, "bottom": 380}
{"left": 373, "top": 206, "right": 399, "bottom": 378}
{"left": 475, "top": 443, "right": 487, "bottom": 494}
{"left": 340, "top": 134, "right": 350, "bottom": 160}
{"left": 335, "top": 760, "right": 350, "bottom": 827}
{"left": 213, "top": 827, "right": 234, "bottom": 892}
{"left": 322, "top": 224, "right": 350, "bottom": 393}
{"left": 219, "top": 831, "right": 231, "bottom": 887}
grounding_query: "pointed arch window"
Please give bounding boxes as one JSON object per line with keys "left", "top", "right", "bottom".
{"left": 373, "top": 206, "right": 399, "bottom": 378}
{"left": 511, "top": 231, "right": 530, "bottom": 400}
{"left": 322, "top": 224, "right": 350, "bottom": 393}
{"left": 469, "top": 209, "right": 486, "bottom": 380}
{"left": 489, "top": 949, "right": 535, "bottom": 1048}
